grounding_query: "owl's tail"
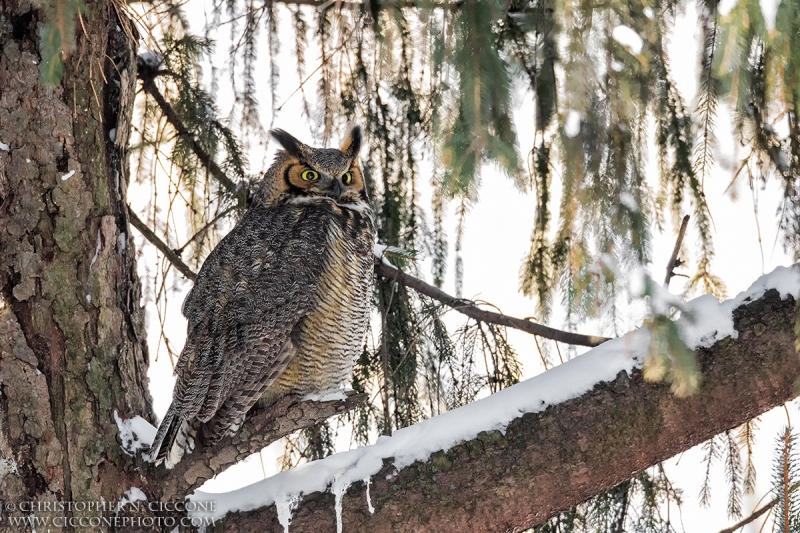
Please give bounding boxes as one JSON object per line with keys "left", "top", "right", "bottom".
{"left": 148, "top": 405, "right": 198, "bottom": 469}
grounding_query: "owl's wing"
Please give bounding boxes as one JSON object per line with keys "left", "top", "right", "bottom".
{"left": 167, "top": 203, "right": 329, "bottom": 441}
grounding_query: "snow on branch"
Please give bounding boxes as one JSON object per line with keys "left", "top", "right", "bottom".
{"left": 189, "top": 266, "right": 800, "bottom": 532}
{"left": 114, "top": 411, "right": 157, "bottom": 456}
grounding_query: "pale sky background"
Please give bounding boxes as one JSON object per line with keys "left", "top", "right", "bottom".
{"left": 130, "top": 0, "right": 796, "bottom": 530}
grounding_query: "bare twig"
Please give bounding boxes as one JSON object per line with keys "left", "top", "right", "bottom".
{"left": 128, "top": 208, "right": 198, "bottom": 281}
{"left": 718, "top": 476, "right": 800, "bottom": 533}
{"left": 718, "top": 484, "right": 799, "bottom": 533}
{"left": 375, "top": 260, "right": 610, "bottom": 347}
{"left": 664, "top": 214, "right": 690, "bottom": 288}
{"left": 718, "top": 502, "right": 772, "bottom": 533}
{"left": 173, "top": 206, "right": 237, "bottom": 256}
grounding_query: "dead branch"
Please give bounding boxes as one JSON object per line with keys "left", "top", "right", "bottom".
{"left": 664, "top": 214, "right": 690, "bottom": 287}
{"left": 128, "top": 204, "right": 609, "bottom": 348}
{"left": 375, "top": 260, "right": 610, "bottom": 347}
{"left": 128, "top": 208, "right": 198, "bottom": 281}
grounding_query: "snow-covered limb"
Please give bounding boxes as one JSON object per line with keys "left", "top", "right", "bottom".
{"left": 116, "top": 487, "right": 147, "bottom": 513}
{"left": 193, "top": 267, "right": 800, "bottom": 533}
{"left": 152, "top": 390, "right": 367, "bottom": 501}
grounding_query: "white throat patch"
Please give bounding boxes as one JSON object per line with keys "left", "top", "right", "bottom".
{"left": 288, "top": 195, "right": 372, "bottom": 213}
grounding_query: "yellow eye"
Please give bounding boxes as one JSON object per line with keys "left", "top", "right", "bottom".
{"left": 342, "top": 171, "right": 353, "bottom": 185}
{"left": 301, "top": 169, "right": 319, "bottom": 181}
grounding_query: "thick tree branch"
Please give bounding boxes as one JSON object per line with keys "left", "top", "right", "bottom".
{"left": 149, "top": 391, "right": 367, "bottom": 500}
{"left": 218, "top": 288, "right": 800, "bottom": 532}
{"left": 136, "top": 61, "right": 245, "bottom": 204}
{"left": 376, "top": 259, "right": 610, "bottom": 347}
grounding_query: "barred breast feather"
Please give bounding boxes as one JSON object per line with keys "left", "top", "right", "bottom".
{"left": 261, "top": 198, "right": 375, "bottom": 406}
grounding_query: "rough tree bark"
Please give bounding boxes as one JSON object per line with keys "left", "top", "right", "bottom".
{"left": 216, "top": 289, "right": 800, "bottom": 533}
{"left": 0, "top": 0, "right": 156, "bottom": 529}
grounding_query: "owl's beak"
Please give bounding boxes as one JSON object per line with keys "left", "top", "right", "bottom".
{"left": 329, "top": 179, "right": 344, "bottom": 198}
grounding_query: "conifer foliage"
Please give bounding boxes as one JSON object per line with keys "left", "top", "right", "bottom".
{"left": 34, "top": 0, "right": 799, "bottom": 529}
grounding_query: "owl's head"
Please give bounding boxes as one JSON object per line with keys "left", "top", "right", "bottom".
{"left": 260, "top": 126, "right": 368, "bottom": 207}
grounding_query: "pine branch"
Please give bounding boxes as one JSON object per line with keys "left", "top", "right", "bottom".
{"left": 137, "top": 61, "right": 245, "bottom": 205}
{"left": 751, "top": 100, "right": 790, "bottom": 179}
{"left": 694, "top": 0, "right": 719, "bottom": 188}
{"left": 375, "top": 260, "right": 610, "bottom": 347}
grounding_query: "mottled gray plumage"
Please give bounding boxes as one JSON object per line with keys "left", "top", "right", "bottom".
{"left": 150, "top": 126, "right": 375, "bottom": 468}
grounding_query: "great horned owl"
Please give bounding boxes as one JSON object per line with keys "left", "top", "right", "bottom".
{"left": 149, "top": 126, "right": 375, "bottom": 468}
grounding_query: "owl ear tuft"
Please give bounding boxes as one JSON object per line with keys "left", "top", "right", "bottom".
{"left": 271, "top": 129, "right": 311, "bottom": 159}
{"left": 340, "top": 125, "right": 363, "bottom": 158}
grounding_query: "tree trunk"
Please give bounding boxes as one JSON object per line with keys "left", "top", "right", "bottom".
{"left": 216, "top": 289, "right": 800, "bottom": 533}
{"left": 0, "top": 0, "right": 155, "bottom": 529}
